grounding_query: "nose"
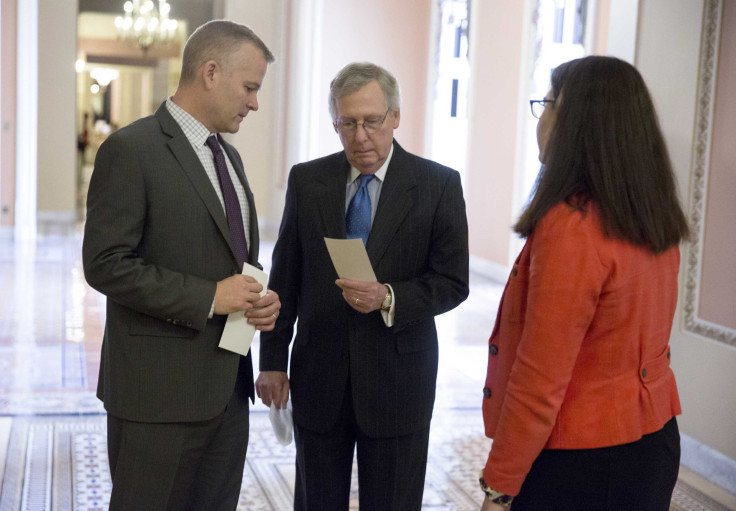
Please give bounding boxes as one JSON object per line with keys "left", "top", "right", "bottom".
{"left": 247, "top": 93, "right": 259, "bottom": 112}
{"left": 354, "top": 123, "right": 369, "bottom": 142}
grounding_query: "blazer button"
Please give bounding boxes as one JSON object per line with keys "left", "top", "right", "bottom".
{"left": 186, "top": 321, "right": 193, "bottom": 327}
{"left": 512, "top": 267, "right": 518, "bottom": 276}
{"left": 489, "top": 344, "right": 499, "bottom": 356}
{"left": 483, "top": 387, "right": 492, "bottom": 398}
{"left": 166, "top": 318, "right": 172, "bottom": 323}
{"left": 641, "top": 369, "right": 647, "bottom": 378}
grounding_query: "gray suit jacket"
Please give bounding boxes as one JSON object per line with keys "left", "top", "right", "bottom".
{"left": 83, "top": 102, "right": 260, "bottom": 423}
{"left": 259, "top": 141, "right": 469, "bottom": 438}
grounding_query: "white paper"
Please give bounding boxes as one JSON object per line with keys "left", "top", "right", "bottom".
{"left": 218, "top": 262, "right": 269, "bottom": 356}
{"left": 324, "top": 237, "right": 377, "bottom": 282}
{"left": 269, "top": 401, "right": 293, "bottom": 445}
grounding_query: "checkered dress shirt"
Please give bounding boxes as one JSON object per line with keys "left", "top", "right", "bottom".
{"left": 165, "top": 98, "right": 251, "bottom": 249}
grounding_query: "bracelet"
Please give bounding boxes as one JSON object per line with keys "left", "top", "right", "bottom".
{"left": 478, "top": 470, "right": 514, "bottom": 507}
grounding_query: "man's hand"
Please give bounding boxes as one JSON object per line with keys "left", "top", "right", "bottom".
{"left": 335, "top": 278, "right": 387, "bottom": 314}
{"left": 214, "top": 274, "right": 263, "bottom": 315}
{"left": 245, "top": 290, "right": 281, "bottom": 331}
{"left": 255, "top": 371, "right": 290, "bottom": 409}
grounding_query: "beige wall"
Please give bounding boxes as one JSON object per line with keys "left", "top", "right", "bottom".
{"left": 637, "top": 0, "right": 736, "bottom": 460}
{"left": 37, "top": 0, "right": 77, "bottom": 219}
{"left": 1, "top": 0, "right": 18, "bottom": 228}
{"left": 465, "top": 0, "right": 528, "bottom": 268}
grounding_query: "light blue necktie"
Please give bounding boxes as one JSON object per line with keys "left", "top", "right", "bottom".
{"left": 346, "top": 174, "right": 375, "bottom": 245}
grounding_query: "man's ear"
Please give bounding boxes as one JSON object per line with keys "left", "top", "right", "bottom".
{"left": 201, "top": 60, "right": 218, "bottom": 90}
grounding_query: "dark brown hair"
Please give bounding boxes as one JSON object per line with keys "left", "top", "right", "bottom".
{"left": 514, "top": 56, "right": 689, "bottom": 253}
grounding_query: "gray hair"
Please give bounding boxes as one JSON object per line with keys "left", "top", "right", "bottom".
{"left": 179, "top": 20, "right": 275, "bottom": 85}
{"left": 328, "top": 62, "right": 401, "bottom": 120}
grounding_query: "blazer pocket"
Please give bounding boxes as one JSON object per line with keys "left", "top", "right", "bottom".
{"left": 395, "top": 321, "right": 437, "bottom": 354}
{"left": 639, "top": 347, "right": 673, "bottom": 384}
{"left": 128, "top": 313, "right": 196, "bottom": 338}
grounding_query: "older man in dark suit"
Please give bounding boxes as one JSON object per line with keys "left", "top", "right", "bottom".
{"left": 83, "top": 20, "right": 280, "bottom": 511}
{"left": 256, "top": 62, "right": 469, "bottom": 510}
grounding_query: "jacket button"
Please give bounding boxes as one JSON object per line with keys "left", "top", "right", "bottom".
{"left": 489, "top": 344, "right": 498, "bottom": 355}
{"left": 483, "top": 387, "right": 492, "bottom": 398}
{"left": 641, "top": 369, "right": 647, "bottom": 378}
{"left": 186, "top": 321, "right": 193, "bottom": 327}
{"left": 512, "top": 267, "right": 518, "bottom": 276}
{"left": 166, "top": 318, "right": 172, "bottom": 323}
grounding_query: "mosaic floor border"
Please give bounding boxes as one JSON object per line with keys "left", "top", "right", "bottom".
{"left": 0, "top": 412, "right": 732, "bottom": 511}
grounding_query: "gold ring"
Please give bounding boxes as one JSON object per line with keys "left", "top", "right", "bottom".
{"left": 272, "top": 313, "right": 277, "bottom": 319}
{"left": 355, "top": 297, "right": 359, "bottom": 304}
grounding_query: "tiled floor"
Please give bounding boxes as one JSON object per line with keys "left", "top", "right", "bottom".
{"left": 0, "top": 231, "right": 734, "bottom": 510}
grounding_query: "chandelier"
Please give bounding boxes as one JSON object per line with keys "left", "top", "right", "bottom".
{"left": 114, "top": 0, "right": 179, "bottom": 53}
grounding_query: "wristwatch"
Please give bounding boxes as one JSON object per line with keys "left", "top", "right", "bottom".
{"left": 479, "top": 470, "right": 514, "bottom": 507}
{"left": 380, "top": 285, "right": 392, "bottom": 311}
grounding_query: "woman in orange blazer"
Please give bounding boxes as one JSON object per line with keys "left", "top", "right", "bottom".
{"left": 478, "top": 56, "right": 689, "bottom": 510}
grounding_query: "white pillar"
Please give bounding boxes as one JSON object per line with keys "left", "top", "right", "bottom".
{"left": 36, "top": 0, "right": 78, "bottom": 227}
{"left": 15, "top": 0, "right": 38, "bottom": 239}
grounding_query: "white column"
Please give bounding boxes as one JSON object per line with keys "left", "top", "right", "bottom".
{"left": 36, "top": 0, "right": 77, "bottom": 227}
{"left": 15, "top": 0, "right": 38, "bottom": 239}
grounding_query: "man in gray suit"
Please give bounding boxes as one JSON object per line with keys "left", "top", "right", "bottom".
{"left": 83, "top": 20, "right": 280, "bottom": 510}
{"left": 256, "top": 62, "right": 469, "bottom": 510}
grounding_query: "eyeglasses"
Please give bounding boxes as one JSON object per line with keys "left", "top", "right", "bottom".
{"left": 334, "top": 109, "right": 391, "bottom": 135}
{"left": 529, "top": 99, "right": 555, "bottom": 119}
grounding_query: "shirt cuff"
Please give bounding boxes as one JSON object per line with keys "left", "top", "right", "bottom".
{"left": 208, "top": 298, "right": 215, "bottom": 319}
{"left": 380, "top": 283, "right": 395, "bottom": 327}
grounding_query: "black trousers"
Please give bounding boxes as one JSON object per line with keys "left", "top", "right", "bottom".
{"left": 511, "top": 417, "right": 681, "bottom": 511}
{"left": 293, "top": 382, "right": 431, "bottom": 511}
{"left": 106, "top": 360, "right": 251, "bottom": 511}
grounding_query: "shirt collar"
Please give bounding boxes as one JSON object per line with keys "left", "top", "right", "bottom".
{"left": 166, "top": 97, "right": 215, "bottom": 148}
{"left": 348, "top": 143, "right": 394, "bottom": 184}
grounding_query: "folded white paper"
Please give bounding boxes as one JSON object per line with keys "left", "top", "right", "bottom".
{"left": 269, "top": 401, "right": 293, "bottom": 445}
{"left": 217, "top": 262, "right": 269, "bottom": 356}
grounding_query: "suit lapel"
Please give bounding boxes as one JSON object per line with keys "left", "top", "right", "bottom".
{"left": 155, "top": 105, "right": 235, "bottom": 262}
{"left": 367, "top": 142, "right": 417, "bottom": 266}
{"left": 315, "top": 153, "right": 350, "bottom": 239}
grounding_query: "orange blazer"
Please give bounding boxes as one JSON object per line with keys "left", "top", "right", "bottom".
{"left": 482, "top": 201, "right": 681, "bottom": 496}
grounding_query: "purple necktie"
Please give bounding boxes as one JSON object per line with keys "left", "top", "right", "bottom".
{"left": 206, "top": 134, "right": 249, "bottom": 267}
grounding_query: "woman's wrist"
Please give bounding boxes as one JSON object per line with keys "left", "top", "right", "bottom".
{"left": 478, "top": 470, "right": 514, "bottom": 507}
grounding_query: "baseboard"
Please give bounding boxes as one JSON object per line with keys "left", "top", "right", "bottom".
{"left": 681, "top": 433, "right": 736, "bottom": 496}
{"left": 37, "top": 210, "right": 76, "bottom": 224}
{"left": 469, "top": 254, "right": 509, "bottom": 283}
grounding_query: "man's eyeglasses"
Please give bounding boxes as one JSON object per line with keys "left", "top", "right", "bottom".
{"left": 529, "top": 99, "right": 555, "bottom": 119}
{"left": 335, "top": 110, "right": 391, "bottom": 135}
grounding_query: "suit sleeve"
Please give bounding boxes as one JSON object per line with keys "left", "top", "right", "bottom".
{"left": 390, "top": 168, "right": 469, "bottom": 330}
{"left": 258, "top": 166, "right": 302, "bottom": 372}
{"left": 82, "top": 133, "right": 215, "bottom": 331}
{"left": 482, "top": 208, "right": 608, "bottom": 495}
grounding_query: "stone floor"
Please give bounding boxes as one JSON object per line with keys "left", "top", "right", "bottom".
{"left": 0, "top": 232, "right": 734, "bottom": 510}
